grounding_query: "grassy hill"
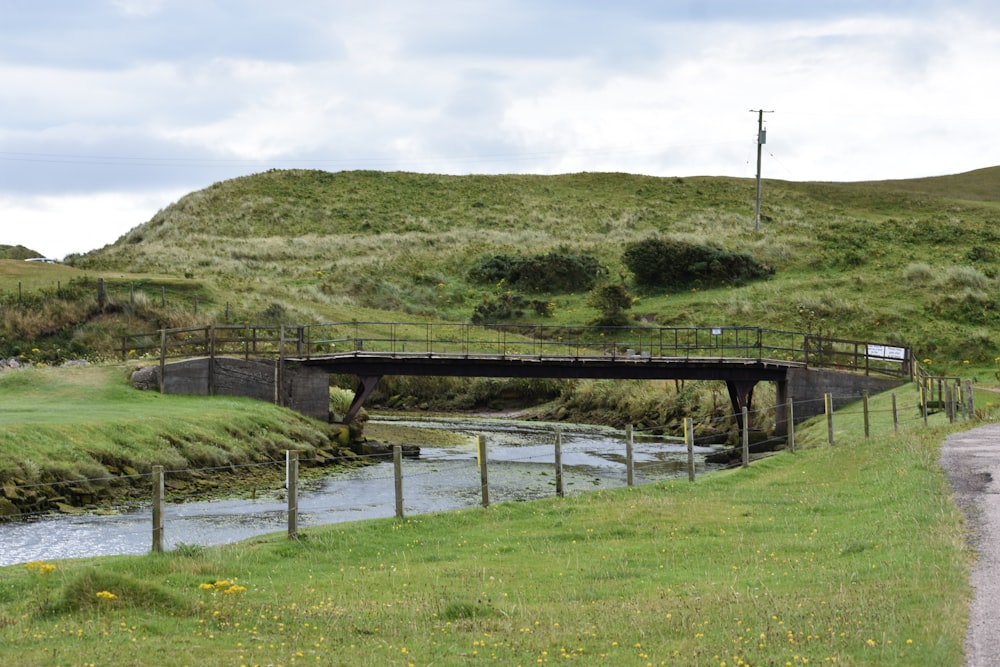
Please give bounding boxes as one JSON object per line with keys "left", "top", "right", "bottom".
{"left": 54, "top": 167, "right": 1000, "bottom": 374}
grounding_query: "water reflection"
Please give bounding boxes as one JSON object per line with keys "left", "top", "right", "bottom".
{"left": 0, "top": 417, "right": 721, "bottom": 566}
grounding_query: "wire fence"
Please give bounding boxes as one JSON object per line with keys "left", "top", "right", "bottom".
{"left": 0, "top": 384, "right": 975, "bottom": 566}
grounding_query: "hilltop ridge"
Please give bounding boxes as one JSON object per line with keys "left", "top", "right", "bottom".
{"left": 29, "top": 166, "right": 1000, "bottom": 367}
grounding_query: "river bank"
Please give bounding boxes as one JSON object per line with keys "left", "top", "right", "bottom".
{"left": 0, "top": 415, "right": 723, "bottom": 565}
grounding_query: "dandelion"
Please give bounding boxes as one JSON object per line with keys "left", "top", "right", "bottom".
{"left": 96, "top": 591, "right": 117, "bottom": 601}
{"left": 25, "top": 561, "right": 56, "bottom": 575}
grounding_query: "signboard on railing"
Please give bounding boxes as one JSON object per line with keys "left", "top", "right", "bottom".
{"left": 866, "top": 344, "right": 907, "bottom": 361}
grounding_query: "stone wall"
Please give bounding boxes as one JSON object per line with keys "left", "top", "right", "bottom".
{"left": 159, "top": 357, "right": 330, "bottom": 421}
{"left": 786, "top": 367, "right": 907, "bottom": 422}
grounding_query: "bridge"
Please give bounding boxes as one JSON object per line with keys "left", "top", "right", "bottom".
{"left": 124, "top": 322, "right": 913, "bottom": 439}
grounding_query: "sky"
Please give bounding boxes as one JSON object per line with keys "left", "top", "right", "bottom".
{"left": 2, "top": 1, "right": 998, "bottom": 259}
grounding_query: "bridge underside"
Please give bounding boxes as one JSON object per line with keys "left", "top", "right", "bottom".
{"left": 157, "top": 352, "right": 906, "bottom": 443}
{"left": 293, "top": 353, "right": 794, "bottom": 432}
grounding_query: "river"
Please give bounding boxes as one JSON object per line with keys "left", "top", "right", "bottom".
{"left": 0, "top": 417, "right": 722, "bottom": 566}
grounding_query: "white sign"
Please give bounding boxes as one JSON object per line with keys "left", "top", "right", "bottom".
{"left": 867, "top": 344, "right": 907, "bottom": 361}
{"left": 711, "top": 328, "right": 722, "bottom": 336}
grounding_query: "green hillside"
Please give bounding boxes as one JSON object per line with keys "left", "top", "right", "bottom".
{"left": 59, "top": 168, "right": 1000, "bottom": 372}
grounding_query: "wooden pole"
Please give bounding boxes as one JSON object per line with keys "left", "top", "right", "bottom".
{"left": 151, "top": 465, "right": 164, "bottom": 553}
{"left": 158, "top": 329, "right": 167, "bottom": 394}
{"left": 207, "top": 325, "right": 216, "bottom": 396}
{"left": 966, "top": 380, "right": 975, "bottom": 418}
{"left": 892, "top": 393, "right": 899, "bottom": 433}
{"left": 393, "top": 445, "right": 404, "bottom": 519}
{"left": 478, "top": 435, "right": 489, "bottom": 508}
{"left": 684, "top": 417, "right": 695, "bottom": 482}
{"left": 741, "top": 407, "right": 750, "bottom": 467}
{"left": 921, "top": 386, "right": 929, "bottom": 426}
{"left": 277, "top": 325, "right": 286, "bottom": 407}
{"left": 554, "top": 429, "right": 564, "bottom": 498}
{"left": 825, "top": 393, "right": 835, "bottom": 445}
{"left": 625, "top": 424, "right": 635, "bottom": 486}
{"left": 862, "top": 391, "right": 870, "bottom": 439}
{"left": 287, "top": 450, "right": 299, "bottom": 540}
{"left": 786, "top": 399, "right": 795, "bottom": 453}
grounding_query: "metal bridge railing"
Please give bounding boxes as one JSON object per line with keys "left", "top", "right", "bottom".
{"left": 124, "top": 322, "right": 913, "bottom": 379}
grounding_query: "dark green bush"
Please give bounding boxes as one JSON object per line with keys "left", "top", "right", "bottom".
{"left": 471, "top": 289, "right": 552, "bottom": 324}
{"left": 468, "top": 251, "right": 606, "bottom": 293}
{"left": 622, "top": 237, "right": 774, "bottom": 289}
{"left": 588, "top": 282, "right": 633, "bottom": 326}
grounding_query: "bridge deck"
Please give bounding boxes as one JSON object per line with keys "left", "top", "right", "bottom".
{"left": 288, "top": 351, "right": 803, "bottom": 381}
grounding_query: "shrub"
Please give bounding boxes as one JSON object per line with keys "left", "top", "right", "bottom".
{"left": 622, "top": 237, "right": 773, "bottom": 289}
{"left": 468, "top": 251, "right": 606, "bottom": 293}
{"left": 902, "top": 262, "right": 934, "bottom": 285}
{"left": 588, "top": 282, "right": 633, "bottom": 326}
{"left": 944, "top": 265, "right": 992, "bottom": 292}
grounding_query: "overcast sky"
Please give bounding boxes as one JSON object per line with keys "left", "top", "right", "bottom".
{"left": 2, "top": 0, "right": 998, "bottom": 259}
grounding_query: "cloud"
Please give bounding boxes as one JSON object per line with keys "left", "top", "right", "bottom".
{"left": 0, "top": 189, "right": 188, "bottom": 259}
{"left": 0, "top": 1, "right": 998, "bottom": 255}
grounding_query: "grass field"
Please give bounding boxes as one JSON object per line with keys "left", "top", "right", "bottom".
{"left": 0, "top": 365, "right": 352, "bottom": 510}
{"left": 0, "top": 378, "right": 984, "bottom": 667}
{"left": 0, "top": 393, "right": 973, "bottom": 666}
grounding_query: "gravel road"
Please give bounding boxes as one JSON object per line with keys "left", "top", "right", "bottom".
{"left": 939, "top": 423, "right": 1000, "bottom": 667}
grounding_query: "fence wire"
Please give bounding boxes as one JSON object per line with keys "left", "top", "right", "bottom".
{"left": 0, "top": 387, "right": 978, "bottom": 565}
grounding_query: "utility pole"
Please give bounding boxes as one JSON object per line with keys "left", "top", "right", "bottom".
{"left": 750, "top": 109, "right": 773, "bottom": 231}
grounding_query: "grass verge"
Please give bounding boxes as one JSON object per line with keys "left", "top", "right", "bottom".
{"left": 0, "top": 365, "right": 354, "bottom": 515}
{"left": 0, "top": 408, "right": 975, "bottom": 666}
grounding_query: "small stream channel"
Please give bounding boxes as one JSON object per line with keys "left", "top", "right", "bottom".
{"left": 0, "top": 417, "right": 724, "bottom": 566}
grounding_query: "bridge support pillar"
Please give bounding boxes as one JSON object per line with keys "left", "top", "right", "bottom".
{"left": 343, "top": 375, "right": 382, "bottom": 424}
{"left": 726, "top": 380, "right": 757, "bottom": 437}
{"left": 773, "top": 379, "right": 789, "bottom": 438}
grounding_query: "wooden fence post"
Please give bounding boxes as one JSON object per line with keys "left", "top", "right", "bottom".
{"left": 825, "top": 393, "right": 835, "bottom": 445}
{"left": 863, "top": 391, "right": 870, "bottom": 439}
{"left": 684, "top": 417, "right": 695, "bottom": 482}
{"left": 151, "top": 465, "right": 164, "bottom": 553}
{"left": 478, "top": 435, "right": 489, "bottom": 508}
{"left": 207, "top": 325, "right": 216, "bottom": 396}
{"left": 554, "top": 429, "right": 564, "bottom": 498}
{"left": 892, "top": 393, "right": 899, "bottom": 433}
{"left": 786, "top": 399, "right": 795, "bottom": 453}
{"left": 625, "top": 424, "right": 635, "bottom": 486}
{"left": 947, "top": 384, "right": 956, "bottom": 423}
{"left": 159, "top": 329, "right": 167, "bottom": 394}
{"left": 287, "top": 450, "right": 298, "bottom": 540}
{"left": 966, "top": 380, "right": 975, "bottom": 418}
{"left": 921, "top": 386, "right": 929, "bottom": 426}
{"left": 394, "top": 445, "right": 404, "bottom": 519}
{"left": 741, "top": 407, "right": 750, "bottom": 467}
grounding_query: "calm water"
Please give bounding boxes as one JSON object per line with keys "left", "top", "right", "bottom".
{"left": 0, "top": 417, "right": 721, "bottom": 566}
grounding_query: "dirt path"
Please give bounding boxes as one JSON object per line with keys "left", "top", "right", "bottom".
{"left": 939, "top": 423, "right": 1000, "bottom": 666}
